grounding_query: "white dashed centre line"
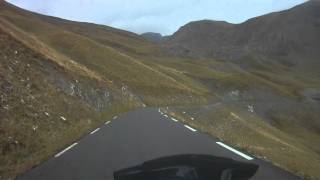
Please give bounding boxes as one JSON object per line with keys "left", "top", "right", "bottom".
{"left": 54, "top": 143, "right": 77, "bottom": 158}
{"left": 90, "top": 128, "right": 100, "bottom": 135}
{"left": 216, "top": 142, "right": 254, "bottom": 160}
{"left": 171, "top": 118, "right": 178, "bottom": 122}
{"left": 184, "top": 125, "right": 197, "bottom": 132}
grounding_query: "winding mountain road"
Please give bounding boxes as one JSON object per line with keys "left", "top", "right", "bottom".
{"left": 17, "top": 108, "right": 301, "bottom": 180}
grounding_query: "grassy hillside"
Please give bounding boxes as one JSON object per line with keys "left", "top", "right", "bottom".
{"left": 0, "top": 1, "right": 209, "bottom": 106}
{"left": 0, "top": 27, "right": 143, "bottom": 179}
{"left": 154, "top": 57, "right": 320, "bottom": 179}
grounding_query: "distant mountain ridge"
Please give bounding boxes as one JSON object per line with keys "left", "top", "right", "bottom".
{"left": 141, "top": 32, "right": 164, "bottom": 43}
{"left": 163, "top": 0, "right": 320, "bottom": 67}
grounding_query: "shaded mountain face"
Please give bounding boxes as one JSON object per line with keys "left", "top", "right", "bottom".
{"left": 163, "top": 20, "right": 234, "bottom": 58}
{"left": 164, "top": 0, "right": 320, "bottom": 66}
{"left": 141, "top": 32, "right": 164, "bottom": 43}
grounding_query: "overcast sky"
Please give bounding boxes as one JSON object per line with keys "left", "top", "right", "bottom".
{"left": 7, "top": 0, "right": 307, "bottom": 35}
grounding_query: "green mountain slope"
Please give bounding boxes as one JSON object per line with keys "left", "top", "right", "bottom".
{"left": 0, "top": 1, "right": 210, "bottom": 106}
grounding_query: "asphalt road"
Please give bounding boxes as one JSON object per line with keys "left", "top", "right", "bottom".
{"left": 17, "top": 108, "right": 301, "bottom": 180}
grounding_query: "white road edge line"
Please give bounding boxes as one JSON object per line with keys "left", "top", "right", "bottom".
{"left": 90, "top": 128, "right": 100, "bottom": 135}
{"left": 184, "top": 125, "right": 197, "bottom": 132}
{"left": 54, "top": 143, "right": 77, "bottom": 158}
{"left": 105, "top": 121, "right": 111, "bottom": 125}
{"left": 112, "top": 116, "right": 118, "bottom": 119}
{"left": 171, "top": 118, "right": 178, "bottom": 122}
{"left": 216, "top": 142, "right": 254, "bottom": 160}
{"left": 163, "top": 114, "right": 168, "bottom": 118}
